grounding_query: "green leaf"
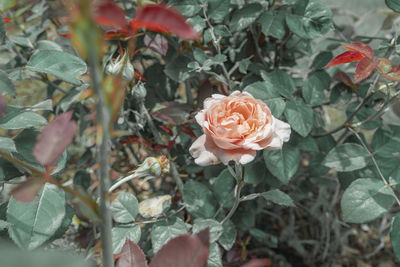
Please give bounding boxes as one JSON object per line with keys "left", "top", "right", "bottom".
{"left": 286, "top": 0, "right": 333, "bottom": 39}
{"left": 218, "top": 220, "right": 236, "bottom": 251}
{"left": 263, "top": 145, "right": 300, "bottom": 184}
{"left": 112, "top": 224, "right": 141, "bottom": 254}
{"left": 262, "top": 69, "right": 296, "bottom": 98}
{"left": 27, "top": 50, "right": 87, "bottom": 85}
{"left": 0, "top": 109, "right": 47, "bottom": 130}
{"left": 73, "top": 170, "right": 91, "bottom": 190}
{"left": 0, "top": 219, "right": 11, "bottom": 230}
{"left": 212, "top": 169, "right": 235, "bottom": 209}
{"left": 243, "top": 81, "right": 286, "bottom": 118}
{"left": 341, "top": 178, "right": 395, "bottom": 223}
{"left": 0, "top": 137, "right": 16, "bottom": 153}
{"left": 164, "top": 55, "right": 194, "bottom": 82}
{"left": 151, "top": 217, "right": 188, "bottom": 253}
{"left": 0, "top": 0, "right": 16, "bottom": 11}
{"left": 0, "top": 158, "right": 23, "bottom": 181}
{"left": 193, "top": 218, "right": 223, "bottom": 243}
{"left": 208, "top": 0, "right": 230, "bottom": 21}
{"left": 0, "top": 69, "right": 16, "bottom": 97}
{"left": 312, "top": 51, "right": 333, "bottom": 69}
{"left": 229, "top": 3, "right": 263, "bottom": 32}
{"left": 208, "top": 243, "right": 223, "bottom": 267}
{"left": 323, "top": 143, "right": 369, "bottom": 172}
{"left": 261, "top": 189, "right": 295, "bottom": 207}
{"left": 111, "top": 191, "right": 139, "bottom": 223}
{"left": 36, "top": 40, "right": 63, "bottom": 51}
{"left": 7, "top": 183, "right": 66, "bottom": 250}
{"left": 390, "top": 214, "right": 400, "bottom": 260}
{"left": 183, "top": 180, "right": 217, "bottom": 218}
{"left": 284, "top": 99, "right": 313, "bottom": 137}
{"left": 169, "top": 0, "right": 201, "bottom": 17}
{"left": 258, "top": 11, "right": 286, "bottom": 39}
{"left": 0, "top": 247, "right": 89, "bottom": 267}
{"left": 244, "top": 160, "right": 269, "bottom": 185}
{"left": 249, "top": 228, "right": 277, "bottom": 248}
{"left": 302, "top": 70, "right": 329, "bottom": 106}
{"left": 386, "top": 0, "right": 400, "bottom": 12}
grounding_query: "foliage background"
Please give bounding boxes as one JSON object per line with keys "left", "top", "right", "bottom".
{"left": 1, "top": 0, "right": 400, "bottom": 266}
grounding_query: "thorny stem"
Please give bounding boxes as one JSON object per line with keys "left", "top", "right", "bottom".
{"left": 88, "top": 51, "right": 113, "bottom": 267}
{"left": 202, "top": 3, "right": 233, "bottom": 92}
{"left": 348, "top": 127, "right": 400, "bottom": 207}
{"left": 221, "top": 163, "right": 244, "bottom": 224}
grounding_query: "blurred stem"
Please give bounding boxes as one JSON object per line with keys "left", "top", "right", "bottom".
{"left": 88, "top": 51, "right": 113, "bottom": 267}
{"left": 250, "top": 25, "right": 268, "bottom": 68}
{"left": 202, "top": 3, "right": 233, "bottom": 92}
{"left": 221, "top": 163, "right": 244, "bottom": 224}
{"left": 348, "top": 127, "right": 400, "bottom": 207}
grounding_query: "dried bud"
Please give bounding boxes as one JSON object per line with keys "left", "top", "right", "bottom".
{"left": 156, "top": 155, "right": 170, "bottom": 174}
{"left": 139, "top": 195, "right": 172, "bottom": 218}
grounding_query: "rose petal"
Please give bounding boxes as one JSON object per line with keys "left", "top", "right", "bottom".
{"left": 216, "top": 148, "right": 256, "bottom": 165}
{"left": 189, "top": 134, "right": 220, "bottom": 166}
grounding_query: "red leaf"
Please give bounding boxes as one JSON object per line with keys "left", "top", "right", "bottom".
{"left": 33, "top": 111, "right": 77, "bottom": 166}
{"left": 11, "top": 178, "right": 44, "bottom": 202}
{"left": 104, "top": 29, "right": 132, "bottom": 40}
{"left": 134, "top": 71, "right": 146, "bottom": 81}
{"left": 0, "top": 95, "right": 6, "bottom": 118}
{"left": 151, "top": 102, "right": 192, "bottom": 125}
{"left": 116, "top": 239, "right": 148, "bottom": 267}
{"left": 57, "top": 33, "right": 71, "bottom": 38}
{"left": 324, "top": 51, "right": 364, "bottom": 68}
{"left": 120, "top": 135, "right": 143, "bottom": 145}
{"left": 354, "top": 57, "right": 379, "bottom": 83}
{"left": 159, "top": 125, "right": 173, "bottom": 136}
{"left": 144, "top": 33, "right": 168, "bottom": 56}
{"left": 130, "top": 4, "right": 200, "bottom": 40}
{"left": 333, "top": 71, "right": 359, "bottom": 88}
{"left": 149, "top": 229, "right": 209, "bottom": 267}
{"left": 94, "top": 1, "right": 129, "bottom": 30}
{"left": 343, "top": 42, "right": 374, "bottom": 59}
{"left": 2, "top": 17, "right": 11, "bottom": 23}
{"left": 181, "top": 125, "right": 196, "bottom": 139}
{"left": 375, "top": 57, "right": 393, "bottom": 74}
{"left": 241, "top": 258, "right": 272, "bottom": 267}
{"left": 380, "top": 69, "right": 400, "bottom": 82}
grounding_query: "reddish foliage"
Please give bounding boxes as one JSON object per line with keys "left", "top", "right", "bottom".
{"left": 149, "top": 229, "right": 209, "bottom": 267}
{"left": 333, "top": 71, "right": 359, "bottom": 88}
{"left": 343, "top": 42, "right": 374, "bottom": 59}
{"left": 354, "top": 57, "right": 380, "bottom": 83}
{"left": 116, "top": 239, "right": 148, "bottom": 267}
{"left": 33, "top": 111, "right": 77, "bottom": 166}
{"left": 159, "top": 125, "right": 173, "bottom": 136}
{"left": 241, "top": 258, "right": 272, "bottom": 267}
{"left": 144, "top": 34, "right": 168, "bottom": 56}
{"left": 134, "top": 71, "right": 146, "bottom": 81}
{"left": 131, "top": 4, "right": 200, "bottom": 40}
{"left": 0, "top": 95, "right": 6, "bottom": 118}
{"left": 181, "top": 125, "right": 196, "bottom": 139}
{"left": 324, "top": 51, "right": 364, "bottom": 68}
{"left": 94, "top": 2, "right": 128, "bottom": 30}
{"left": 95, "top": 2, "right": 199, "bottom": 40}
{"left": 2, "top": 17, "right": 11, "bottom": 23}
{"left": 11, "top": 178, "right": 44, "bottom": 202}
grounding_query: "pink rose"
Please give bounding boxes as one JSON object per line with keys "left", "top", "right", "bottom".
{"left": 189, "top": 91, "right": 291, "bottom": 166}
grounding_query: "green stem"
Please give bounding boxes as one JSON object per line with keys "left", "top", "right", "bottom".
{"left": 221, "top": 163, "right": 244, "bottom": 224}
{"left": 88, "top": 52, "right": 113, "bottom": 267}
{"left": 348, "top": 127, "right": 400, "bottom": 207}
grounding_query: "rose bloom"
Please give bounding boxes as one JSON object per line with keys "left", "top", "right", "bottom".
{"left": 189, "top": 91, "right": 291, "bottom": 166}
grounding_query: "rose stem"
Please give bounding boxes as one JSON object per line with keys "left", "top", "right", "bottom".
{"left": 88, "top": 49, "right": 114, "bottom": 267}
{"left": 221, "top": 162, "right": 245, "bottom": 225}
